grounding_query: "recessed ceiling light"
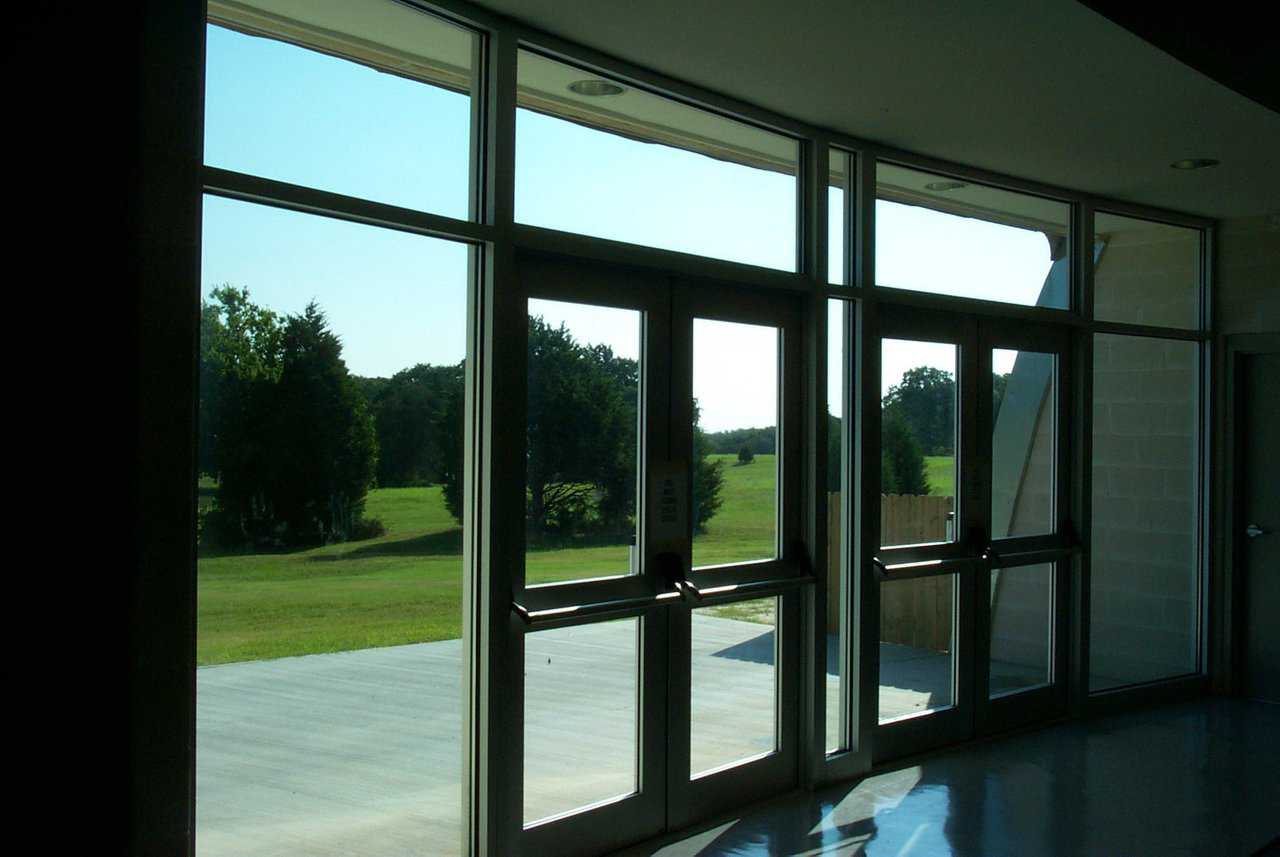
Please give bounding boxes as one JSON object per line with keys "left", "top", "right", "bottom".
{"left": 1170, "top": 158, "right": 1219, "bottom": 170}
{"left": 924, "top": 180, "right": 967, "bottom": 192}
{"left": 568, "top": 79, "right": 624, "bottom": 97}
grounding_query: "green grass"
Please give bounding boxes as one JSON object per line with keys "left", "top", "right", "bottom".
{"left": 925, "top": 456, "right": 955, "bottom": 498}
{"left": 198, "top": 455, "right": 780, "bottom": 665}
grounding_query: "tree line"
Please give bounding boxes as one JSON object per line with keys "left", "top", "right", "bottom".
{"left": 199, "top": 286, "right": 1012, "bottom": 550}
{"left": 198, "top": 287, "right": 724, "bottom": 552}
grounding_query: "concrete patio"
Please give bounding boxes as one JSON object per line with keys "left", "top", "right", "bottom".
{"left": 196, "top": 615, "right": 956, "bottom": 857}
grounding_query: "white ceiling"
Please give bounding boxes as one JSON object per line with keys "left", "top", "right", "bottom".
{"left": 472, "top": 0, "right": 1280, "bottom": 220}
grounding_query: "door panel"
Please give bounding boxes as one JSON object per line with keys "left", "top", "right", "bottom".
{"left": 1243, "top": 352, "right": 1280, "bottom": 703}
{"left": 871, "top": 309, "right": 1072, "bottom": 763}
{"left": 515, "top": 256, "right": 807, "bottom": 854}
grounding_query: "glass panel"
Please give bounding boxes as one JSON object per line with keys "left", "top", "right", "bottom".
{"left": 524, "top": 618, "right": 639, "bottom": 824}
{"left": 881, "top": 339, "right": 957, "bottom": 547}
{"left": 1090, "top": 335, "right": 1200, "bottom": 691}
{"left": 516, "top": 50, "right": 798, "bottom": 271}
{"left": 879, "top": 575, "right": 956, "bottom": 722}
{"left": 989, "top": 563, "right": 1054, "bottom": 697}
{"left": 525, "top": 299, "right": 641, "bottom": 586}
{"left": 875, "top": 163, "right": 1071, "bottom": 308}
{"left": 826, "top": 299, "right": 847, "bottom": 753}
{"left": 691, "top": 597, "right": 778, "bottom": 776}
{"left": 1093, "top": 213, "right": 1201, "bottom": 329}
{"left": 205, "top": 1, "right": 475, "bottom": 219}
{"left": 829, "top": 149, "right": 849, "bottom": 285}
{"left": 991, "top": 349, "right": 1056, "bottom": 538}
{"left": 196, "top": 198, "right": 470, "bottom": 856}
{"left": 692, "top": 319, "right": 779, "bottom": 568}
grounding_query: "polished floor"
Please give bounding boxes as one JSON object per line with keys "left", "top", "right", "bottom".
{"left": 612, "top": 698, "right": 1280, "bottom": 857}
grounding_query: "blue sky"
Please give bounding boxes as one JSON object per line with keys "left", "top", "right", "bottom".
{"left": 201, "top": 24, "right": 1049, "bottom": 432}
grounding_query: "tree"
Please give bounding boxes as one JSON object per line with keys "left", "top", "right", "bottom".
{"left": 198, "top": 290, "right": 378, "bottom": 549}
{"left": 737, "top": 445, "right": 755, "bottom": 464}
{"left": 361, "top": 363, "right": 462, "bottom": 487}
{"left": 992, "top": 371, "right": 1010, "bottom": 423}
{"left": 691, "top": 401, "right": 724, "bottom": 532}
{"left": 883, "top": 366, "right": 955, "bottom": 455}
{"left": 881, "top": 409, "right": 929, "bottom": 495}
{"left": 827, "top": 408, "right": 928, "bottom": 496}
{"left": 264, "top": 303, "right": 378, "bottom": 545}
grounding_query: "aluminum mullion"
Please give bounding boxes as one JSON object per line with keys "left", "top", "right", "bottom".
{"left": 201, "top": 166, "right": 492, "bottom": 244}
{"left": 800, "top": 136, "right": 828, "bottom": 784}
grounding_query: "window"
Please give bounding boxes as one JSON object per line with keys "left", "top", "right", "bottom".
{"left": 876, "top": 163, "right": 1071, "bottom": 308}
{"left": 1090, "top": 334, "right": 1200, "bottom": 690}
{"left": 197, "top": 198, "right": 471, "bottom": 855}
{"left": 205, "top": 0, "right": 476, "bottom": 218}
{"left": 829, "top": 150, "right": 851, "bottom": 285}
{"left": 516, "top": 50, "right": 799, "bottom": 270}
{"left": 1093, "top": 213, "right": 1202, "bottom": 329}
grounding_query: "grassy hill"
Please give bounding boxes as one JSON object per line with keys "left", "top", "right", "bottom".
{"left": 198, "top": 454, "right": 779, "bottom": 665}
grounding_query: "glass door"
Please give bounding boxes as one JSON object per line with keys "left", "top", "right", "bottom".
{"left": 514, "top": 256, "right": 807, "bottom": 856}
{"left": 975, "top": 319, "right": 1071, "bottom": 734}
{"left": 871, "top": 308, "right": 1070, "bottom": 763}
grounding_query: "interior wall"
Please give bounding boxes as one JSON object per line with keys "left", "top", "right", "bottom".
{"left": 1211, "top": 215, "right": 1280, "bottom": 692}
{"left": 1216, "top": 215, "right": 1280, "bottom": 335}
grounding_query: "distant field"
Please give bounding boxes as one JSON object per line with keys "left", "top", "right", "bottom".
{"left": 198, "top": 454, "right": 778, "bottom": 665}
{"left": 925, "top": 456, "right": 955, "bottom": 498}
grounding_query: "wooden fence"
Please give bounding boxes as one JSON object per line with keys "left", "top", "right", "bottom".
{"left": 826, "top": 493, "right": 954, "bottom": 651}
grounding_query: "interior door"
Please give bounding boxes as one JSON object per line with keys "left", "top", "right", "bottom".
{"left": 1241, "top": 351, "right": 1280, "bottom": 703}
{"left": 513, "top": 255, "right": 808, "bottom": 856}
{"left": 871, "top": 308, "right": 1071, "bottom": 763}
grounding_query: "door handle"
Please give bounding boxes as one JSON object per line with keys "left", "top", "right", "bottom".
{"left": 1246, "top": 523, "right": 1270, "bottom": 539}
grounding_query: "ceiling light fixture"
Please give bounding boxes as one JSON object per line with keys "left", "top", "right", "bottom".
{"left": 1170, "top": 158, "right": 1220, "bottom": 170}
{"left": 568, "top": 79, "right": 624, "bottom": 96}
{"left": 924, "top": 180, "right": 967, "bottom": 192}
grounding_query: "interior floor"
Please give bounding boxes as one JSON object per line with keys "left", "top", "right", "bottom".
{"left": 611, "top": 698, "right": 1280, "bottom": 856}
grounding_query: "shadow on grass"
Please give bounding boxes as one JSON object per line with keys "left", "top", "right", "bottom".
{"left": 308, "top": 527, "right": 464, "bottom": 561}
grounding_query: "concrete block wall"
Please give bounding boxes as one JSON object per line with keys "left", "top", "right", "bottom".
{"left": 1094, "top": 216, "right": 1201, "bottom": 328}
{"left": 989, "top": 361, "right": 1054, "bottom": 675}
{"left": 1090, "top": 333, "right": 1199, "bottom": 687}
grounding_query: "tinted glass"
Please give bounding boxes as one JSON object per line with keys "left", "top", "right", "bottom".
{"left": 1093, "top": 213, "right": 1201, "bottom": 329}
{"left": 516, "top": 50, "right": 798, "bottom": 271}
{"left": 196, "top": 197, "right": 470, "bottom": 855}
{"left": 525, "top": 299, "right": 641, "bottom": 586}
{"left": 881, "top": 339, "right": 958, "bottom": 547}
{"left": 876, "top": 163, "right": 1071, "bottom": 308}
{"left": 205, "top": 0, "right": 475, "bottom": 218}
{"left": 1090, "top": 334, "right": 1199, "bottom": 690}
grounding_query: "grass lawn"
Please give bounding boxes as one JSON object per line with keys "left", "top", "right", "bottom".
{"left": 925, "top": 456, "right": 955, "bottom": 498}
{"left": 198, "top": 454, "right": 779, "bottom": 665}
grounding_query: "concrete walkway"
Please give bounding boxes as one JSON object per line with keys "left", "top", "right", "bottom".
{"left": 196, "top": 617, "right": 949, "bottom": 857}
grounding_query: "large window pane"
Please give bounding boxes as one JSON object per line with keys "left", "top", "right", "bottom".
{"left": 1093, "top": 213, "right": 1202, "bottom": 329}
{"left": 989, "top": 563, "right": 1054, "bottom": 697}
{"left": 205, "top": 0, "right": 475, "bottom": 218}
{"left": 1090, "top": 334, "right": 1200, "bottom": 691}
{"left": 826, "top": 299, "right": 848, "bottom": 753}
{"left": 692, "top": 319, "right": 779, "bottom": 568}
{"left": 692, "top": 597, "right": 778, "bottom": 776}
{"left": 516, "top": 50, "right": 798, "bottom": 271}
{"left": 524, "top": 619, "right": 639, "bottom": 824}
{"left": 881, "top": 339, "right": 957, "bottom": 548}
{"left": 876, "top": 163, "right": 1071, "bottom": 308}
{"left": 829, "top": 150, "right": 850, "bottom": 285}
{"left": 525, "top": 299, "right": 641, "bottom": 586}
{"left": 992, "top": 349, "right": 1056, "bottom": 538}
{"left": 196, "top": 198, "right": 470, "bottom": 855}
{"left": 879, "top": 575, "right": 956, "bottom": 722}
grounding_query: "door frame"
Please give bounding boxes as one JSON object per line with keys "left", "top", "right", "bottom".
{"left": 868, "top": 306, "right": 1075, "bottom": 763}
{"left": 1218, "top": 332, "right": 1280, "bottom": 696}
{"left": 512, "top": 252, "right": 812, "bottom": 855}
